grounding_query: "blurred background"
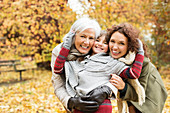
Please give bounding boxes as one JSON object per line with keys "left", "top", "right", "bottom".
{"left": 0, "top": 0, "right": 169, "bottom": 112}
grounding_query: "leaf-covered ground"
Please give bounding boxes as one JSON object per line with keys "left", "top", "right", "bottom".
{"left": 0, "top": 70, "right": 169, "bottom": 113}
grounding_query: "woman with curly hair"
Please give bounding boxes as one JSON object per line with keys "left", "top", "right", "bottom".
{"left": 109, "top": 23, "right": 168, "bottom": 113}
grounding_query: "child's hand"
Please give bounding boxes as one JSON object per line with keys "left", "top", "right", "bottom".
{"left": 137, "top": 39, "right": 144, "bottom": 55}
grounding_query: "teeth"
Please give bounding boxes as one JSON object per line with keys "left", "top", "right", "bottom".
{"left": 81, "top": 45, "right": 88, "bottom": 49}
{"left": 96, "top": 46, "right": 103, "bottom": 50}
{"left": 96, "top": 45, "right": 103, "bottom": 50}
{"left": 99, "top": 48, "right": 103, "bottom": 50}
{"left": 112, "top": 51, "right": 119, "bottom": 54}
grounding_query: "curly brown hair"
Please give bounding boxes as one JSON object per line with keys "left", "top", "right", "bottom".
{"left": 107, "top": 23, "right": 149, "bottom": 57}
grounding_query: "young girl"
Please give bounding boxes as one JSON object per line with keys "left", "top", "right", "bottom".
{"left": 54, "top": 28, "right": 144, "bottom": 113}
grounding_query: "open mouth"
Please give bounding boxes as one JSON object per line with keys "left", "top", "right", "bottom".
{"left": 112, "top": 51, "right": 120, "bottom": 55}
{"left": 81, "top": 45, "right": 89, "bottom": 49}
{"left": 95, "top": 46, "right": 103, "bottom": 50}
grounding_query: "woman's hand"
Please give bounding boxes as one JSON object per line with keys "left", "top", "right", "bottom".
{"left": 87, "top": 86, "right": 112, "bottom": 105}
{"left": 68, "top": 96, "right": 99, "bottom": 112}
{"left": 109, "top": 74, "right": 125, "bottom": 90}
{"left": 63, "top": 31, "right": 75, "bottom": 50}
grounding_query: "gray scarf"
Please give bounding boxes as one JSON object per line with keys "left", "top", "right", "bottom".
{"left": 66, "top": 45, "right": 88, "bottom": 61}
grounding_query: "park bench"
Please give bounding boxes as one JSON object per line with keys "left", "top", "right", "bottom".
{"left": 0, "top": 60, "right": 26, "bottom": 81}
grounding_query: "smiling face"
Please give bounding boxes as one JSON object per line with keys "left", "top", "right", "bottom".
{"left": 92, "top": 35, "right": 108, "bottom": 55}
{"left": 74, "top": 28, "right": 96, "bottom": 54}
{"left": 109, "top": 31, "right": 128, "bottom": 59}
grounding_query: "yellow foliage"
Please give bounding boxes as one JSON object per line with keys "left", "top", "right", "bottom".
{"left": 0, "top": 70, "right": 169, "bottom": 113}
{"left": 0, "top": 70, "right": 67, "bottom": 113}
{"left": 0, "top": 0, "right": 76, "bottom": 63}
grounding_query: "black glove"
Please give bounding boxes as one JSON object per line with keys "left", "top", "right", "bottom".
{"left": 87, "top": 86, "right": 112, "bottom": 105}
{"left": 68, "top": 96, "right": 99, "bottom": 113}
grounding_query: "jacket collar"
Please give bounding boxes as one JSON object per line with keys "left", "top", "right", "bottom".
{"left": 84, "top": 53, "right": 111, "bottom": 63}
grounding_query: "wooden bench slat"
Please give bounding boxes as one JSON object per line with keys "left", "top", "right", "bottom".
{"left": 0, "top": 69, "right": 26, "bottom": 72}
{"left": 15, "top": 69, "right": 26, "bottom": 72}
{"left": 0, "top": 60, "right": 20, "bottom": 63}
{"left": 0, "top": 70, "right": 17, "bottom": 72}
{"left": 0, "top": 63, "right": 21, "bottom": 66}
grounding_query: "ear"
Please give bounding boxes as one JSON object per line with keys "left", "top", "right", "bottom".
{"left": 118, "top": 51, "right": 136, "bottom": 65}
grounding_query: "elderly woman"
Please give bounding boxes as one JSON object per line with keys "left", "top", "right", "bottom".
{"left": 51, "top": 17, "right": 110, "bottom": 113}
{"left": 108, "top": 23, "right": 168, "bottom": 113}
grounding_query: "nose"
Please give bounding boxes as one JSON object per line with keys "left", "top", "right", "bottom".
{"left": 98, "top": 41, "right": 103, "bottom": 46}
{"left": 112, "top": 44, "right": 118, "bottom": 50}
{"left": 84, "top": 38, "right": 90, "bottom": 45}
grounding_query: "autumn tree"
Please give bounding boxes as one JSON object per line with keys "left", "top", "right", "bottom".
{"left": 79, "top": 0, "right": 152, "bottom": 31}
{"left": 0, "top": 0, "right": 76, "bottom": 69}
{"left": 147, "top": 0, "right": 170, "bottom": 68}
{"left": 1, "top": 0, "right": 169, "bottom": 69}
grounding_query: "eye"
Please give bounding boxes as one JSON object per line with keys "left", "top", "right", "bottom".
{"left": 80, "top": 35, "right": 85, "bottom": 38}
{"left": 104, "top": 42, "right": 108, "bottom": 44}
{"left": 96, "top": 39, "right": 99, "bottom": 42}
{"left": 110, "top": 39, "right": 115, "bottom": 43}
{"left": 120, "top": 42, "right": 125, "bottom": 45}
{"left": 89, "top": 37, "right": 95, "bottom": 40}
